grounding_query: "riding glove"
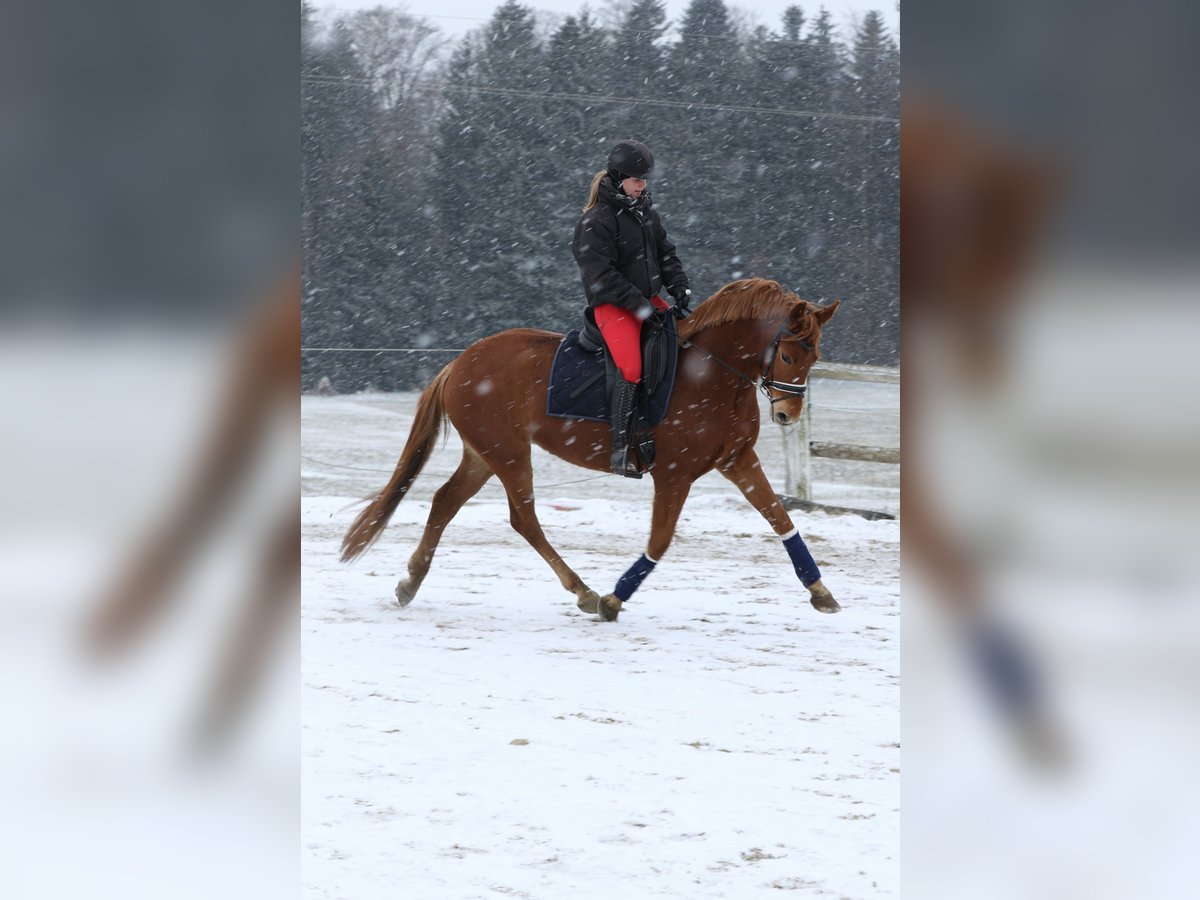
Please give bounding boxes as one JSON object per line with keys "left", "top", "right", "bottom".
{"left": 667, "top": 283, "right": 692, "bottom": 312}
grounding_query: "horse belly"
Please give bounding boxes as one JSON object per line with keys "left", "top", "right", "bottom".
{"left": 531, "top": 417, "right": 611, "bottom": 472}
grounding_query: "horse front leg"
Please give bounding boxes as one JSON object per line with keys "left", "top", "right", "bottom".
{"left": 719, "top": 450, "right": 840, "bottom": 613}
{"left": 588, "top": 476, "right": 692, "bottom": 621}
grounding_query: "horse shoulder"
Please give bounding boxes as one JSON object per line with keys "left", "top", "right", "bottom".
{"left": 732, "top": 387, "right": 763, "bottom": 442}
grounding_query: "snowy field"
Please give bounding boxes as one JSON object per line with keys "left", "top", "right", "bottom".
{"left": 302, "top": 382, "right": 899, "bottom": 898}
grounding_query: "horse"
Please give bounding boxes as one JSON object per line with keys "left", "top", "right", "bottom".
{"left": 341, "top": 277, "right": 841, "bottom": 621}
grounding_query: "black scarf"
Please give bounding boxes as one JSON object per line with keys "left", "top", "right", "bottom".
{"left": 597, "top": 174, "right": 653, "bottom": 215}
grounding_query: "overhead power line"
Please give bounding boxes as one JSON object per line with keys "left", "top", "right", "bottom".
{"left": 443, "top": 84, "right": 897, "bottom": 124}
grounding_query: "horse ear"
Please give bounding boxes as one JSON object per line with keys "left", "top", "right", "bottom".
{"left": 813, "top": 299, "right": 840, "bottom": 325}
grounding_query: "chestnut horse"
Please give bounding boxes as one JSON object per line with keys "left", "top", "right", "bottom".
{"left": 341, "top": 277, "right": 840, "bottom": 621}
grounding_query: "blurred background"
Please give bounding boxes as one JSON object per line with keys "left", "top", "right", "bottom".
{"left": 1, "top": 1, "right": 296, "bottom": 897}
{"left": 903, "top": 0, "right": 1200, "bottom": 897}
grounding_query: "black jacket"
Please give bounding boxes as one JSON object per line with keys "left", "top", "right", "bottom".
{"left": 572, "top": 176, "right": 689, "bottom": 314}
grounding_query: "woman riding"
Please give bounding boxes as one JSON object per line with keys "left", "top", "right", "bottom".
{"left": 572, "top": 139, "right": 692, "bottom": 478}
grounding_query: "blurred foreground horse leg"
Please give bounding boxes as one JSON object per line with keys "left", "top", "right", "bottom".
{"left": 84, "top": 272, "right": 298, "bottom": 750}
{"left": 193, "top": 508, "right": 298, "bottom": 753}
{"left": 904, "top": 101, "right": 1065, "bottom": 763}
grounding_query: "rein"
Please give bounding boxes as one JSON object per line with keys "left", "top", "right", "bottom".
{"left": 675, "top": 317, "right": 813, "bottom": 405}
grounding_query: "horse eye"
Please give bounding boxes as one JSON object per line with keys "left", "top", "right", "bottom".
{"left": 781, "top": 353, "right": 792, "bottom": 365}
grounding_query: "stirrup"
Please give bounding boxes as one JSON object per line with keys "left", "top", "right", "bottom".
{"left": 611, "top": 447, "right": 642, "bottom": 479}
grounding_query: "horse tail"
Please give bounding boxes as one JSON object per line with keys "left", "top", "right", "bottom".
{"left": 340, "top": 364, "right": 453, "bottom": 562}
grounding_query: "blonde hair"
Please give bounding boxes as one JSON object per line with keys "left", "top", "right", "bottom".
{"left": 582, "top": 169, "right": 607, "bottom": 212}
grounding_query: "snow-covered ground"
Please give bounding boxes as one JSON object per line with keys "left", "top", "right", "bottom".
{"left": 302, "top": 383, "right": 899, "bottom": 898}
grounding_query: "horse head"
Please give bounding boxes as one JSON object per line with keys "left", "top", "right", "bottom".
{"left": 763, "top": 297, "right": 840, "bottom": 426}
{"left": 679, "top": 278, "right": 842, "bottom": 427}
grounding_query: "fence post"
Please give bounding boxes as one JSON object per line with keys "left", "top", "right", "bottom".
{"left": 778, "top": 394, "right": 812, "bottom": 500}
{"left": 799, "top": 391, "right": 812, "bottom": 500}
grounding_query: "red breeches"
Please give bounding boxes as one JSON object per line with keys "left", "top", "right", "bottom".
{"left": 594, "top": 297, "right": 669, "bottom": 382}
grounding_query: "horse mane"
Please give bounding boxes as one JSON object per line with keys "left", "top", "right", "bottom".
{"left": 678, "top": 277, "right": 820, "bottom": 345}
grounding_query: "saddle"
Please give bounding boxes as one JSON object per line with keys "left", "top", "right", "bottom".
{"left": 546, "top": 309, "right": 680, "bottom": 464}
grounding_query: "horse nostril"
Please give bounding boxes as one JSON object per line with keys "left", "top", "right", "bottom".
{"left": 774, "top": 412, "right": 789, "bottom": 425}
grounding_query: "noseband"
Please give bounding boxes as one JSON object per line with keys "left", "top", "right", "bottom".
{"left": 760, "top": 320, "right": 812, "bottom": 405}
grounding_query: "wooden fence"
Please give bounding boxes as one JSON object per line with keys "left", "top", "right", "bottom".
{"left": 777, "top": 362, "right": 900, "bottom": 502}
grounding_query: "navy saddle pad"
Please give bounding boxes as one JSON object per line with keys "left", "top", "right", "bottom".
{"left": 546, "top": 315, "right": 678, "bottom": 427}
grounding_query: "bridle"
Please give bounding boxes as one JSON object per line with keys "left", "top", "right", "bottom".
{"left": 760, "top": 320, "right": 814, "bottom": 405}
{"left": 678, "top": 317, "right": 814, "bottom": 405}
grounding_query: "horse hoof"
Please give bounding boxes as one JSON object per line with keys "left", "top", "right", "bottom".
{"left": 598, "top": 594, "right": 622, "bottom": 622}
{"left": 809, "top": 584, "right": 840, "bottom": 614}
{"left": 576, "top": 591, "right": 601, "bottom": 614}
{"left": 395, "top": 580, "right": 418, "bottom": 608}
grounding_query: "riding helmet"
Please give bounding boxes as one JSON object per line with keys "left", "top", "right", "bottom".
{"left": 607, "top": 139, "right": 654, "bottom": 181}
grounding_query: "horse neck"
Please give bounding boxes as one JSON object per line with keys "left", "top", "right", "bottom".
{"left": 685, "top": 317, "right": 782, "bottom": 381}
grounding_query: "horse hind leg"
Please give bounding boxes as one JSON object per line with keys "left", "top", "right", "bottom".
{"left": 491, "top": 452, "right": 601, "bottom": 612}
{"left": 395, "top": 445, "right": 492, "bottom": 606}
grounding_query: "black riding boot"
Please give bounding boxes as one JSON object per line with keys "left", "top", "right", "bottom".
{"left": 609, "top": 377, "right": 642, "bottom": 479}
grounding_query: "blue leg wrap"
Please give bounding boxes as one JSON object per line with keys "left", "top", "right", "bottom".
{"left": 613, "top": 554, "right": 657, "bottom": 601}
{"left": 970, "top": 621, "right": 1040, "bottom": 718}
{"left": 782, "top": 531, "right": 822, "bottom": 587}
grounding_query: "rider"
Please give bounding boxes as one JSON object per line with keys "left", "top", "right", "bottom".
{"left": 572, "top": 139, "right": 693, "bottom": 478}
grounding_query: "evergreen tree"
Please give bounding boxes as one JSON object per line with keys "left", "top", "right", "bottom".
{"left": 544, "top": 14, "right": 613, "bottom": 187}
{"left": 664, "top": 0, "right": 749, "bottom": 295}
{"left": 670, "top": 0, "right": 739, "bottom": 105}
{"left": 781, "top": 5, "right": 804, "bottom": 42}
{"left": 602, "top": 0, "right": 675, "bottom": 253}
{"left": 613, "top": 0, "right": 669, "bottom": 98}
{"left": 544, "top": 13, "right": 617, "bottom": 332}
{"left": 603, "top": 0, "right": 672, "bottom": 162}
{"left": 301, "top": 18, "right": 382, "bottom": 388}
{"left": 830, "top": 10, "right": 899, "bottom": 364}
{"left": 741, "top": 6, "right": 812, "bottom": 284}
{"left": 433, "top": 3, "right": 556, "bottom": 339}
{"left": 783, "top": 8, "right": 849, "bottom": 313}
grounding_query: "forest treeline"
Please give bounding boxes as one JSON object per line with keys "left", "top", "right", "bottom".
{"left": 302, "top": 0, "right": 898, "bottom": 390}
